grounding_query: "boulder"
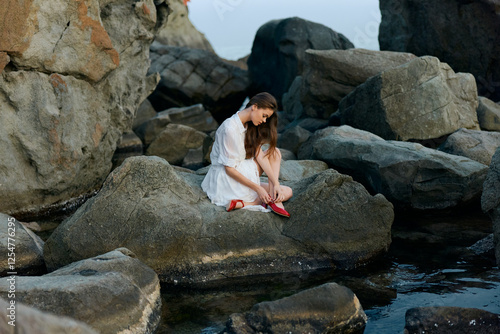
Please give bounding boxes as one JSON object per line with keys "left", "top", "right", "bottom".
{"left": 0, "top": 213, "right": 45, "bottom": 277}
{"left": 44, "top": 156, "right": 394, "bottom": 283}
{"left": 338, "top": 56, "right": 480, "bottom": 141}
{"left": 438, "top": 128, "right": 500, "bottom": 165}
{"left": 298, "top": 48, "right": 416, "bottom": 119}
{"left": 154, "top": 0, "right": 215, "bottom": 52}
{"left": 0, "top": 298, "right": 98, "bottom": 334}
{"left": 223, "top": 283, "right": 367, "bottom": 334}
{"left": 146, "top": 123, "right": 207, "bottom": 165}
{"left": 132, "top": 99, "right": 157, "bottom": 131}
{"left": 182, "top": 147, "right": 204, "bottom": 171}
{"left": 111, "top": 131, "right": 144, "bottom": 170}
{"left": 0, "top": 248, "right": 161, "bottom": 334}
{"left": 148, "top": 43, "right": 249, "bottom": 123}
{"left": 277, "top": 126, "right": 311, "bottom": 156}
{"left": 379, "top": 0, "right": 500, "bottom": 101}
{"left": 247, "top": 17, "right": 354, "bottom": 105}
{"left": 478, "top": 96, "right": 500, "bottom": 131}
{"left": 299, "top": 126, "right": 489, "bottom": 210}
{"left": 404, "top": 307, "right": 500, "bottom": 334}
{"left": 135, "top": 104, "right": 218, "bottom": 146}
{"left": 481, "top": 148, "right": 500, "bottom": 266}
{"left": 278, "top": 160, "right": 328, "bottom": 181}
{"left": 0, "top": 0, "right": 164, "bottom": 217}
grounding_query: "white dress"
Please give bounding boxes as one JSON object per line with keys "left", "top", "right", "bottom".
{"left": 201, "top": 111, "right": 264, "bottom": 209}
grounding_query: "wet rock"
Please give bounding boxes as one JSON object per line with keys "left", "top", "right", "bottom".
{"left": 438, "top": 128, "right": 500, "bottom": 165}
{"left": 223, "top": 283, "right": 367, "bottom": 334}
{"left": 146, "top": 123, "right": 207, "bottom": 165}
{"left": 379, "top": 0, "right": 500, "bottom": 101}
{"left": 0, "top": 248, "right": 161, "bottom": 334}
{"left": 338, "top": 56, "right": 480, "bottom": 141}
{"left": 0, "top": 298, "right": 98, "bottom": 334}
{"left": 148, "top": 43, "right": 249, "bottom": 123}
{"left": 478, "top": 96, "right": 500, "bottom": 131}
{"left": 467, "top": 234, "right": 495, "bottom": 258}
{"left": 299, "top": 126, "right": 488, "bottom": 210}
{"left": 299, "top": 48, "right": 416, "bottom": 119}
{"left": 247, "top": 17, "right": 353, "bottom": 105}
{"left": 154, "top": 0, "right": 214, "bottom": 52}
{"left": 0, "top": 213, "right": 44, "bottom": 277}
{"left": 481, "top": 148, "right": 500, "bottom": 266}
{"left": 0, "top": 0, "right": 164, "bottom": 217}
{"left": 404, "top": 307, "right": 500, "bottom": 334}
{"left": 44, "top": 156, "right": 394, "bottom": 283}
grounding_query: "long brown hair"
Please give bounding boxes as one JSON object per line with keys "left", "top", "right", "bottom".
{"left": 244, "top": 92, "right": 278, "bottom": 159}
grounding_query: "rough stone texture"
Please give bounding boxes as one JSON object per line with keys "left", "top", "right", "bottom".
{"left": 148, "top": 43, "right": 249, "bottom": 124}
{"left": 132, "top": 99, "right": 157, "bottom": 130}
{"left": 282, "top": 76, "right": 305, "bottom": 122}
{"left": 379, "top": 0, "right": 500, "bottom": 102}
{"left": 278, "top": 159, "right": 328, "bottom": 181}
{"left": 299, "top": 126, "right": 489, "bottom": 210}
{"left": 224, "top": 283, "right": 367, "bottom": 334}
{"left": 438, "top": 128, "right": 500, "bottom": 165}
{"left": 111, "top": 131, "right": 144, "bottom": 170}
{"left": 0, "top": 213, "right": 45, "bottom": 277}
{"left": 277, "top": 126, "right": 311, "bottom": 156}
{"left": 247, "top": 17, "right": 354, "bottom": 105}
{"left": 0, "top": 0, "right": 164, "bottom": 217}
{"left": 298, "top": 48, "right": 416, "bottom": 119}
{"left": 404, "top": 307, "right": 500, "bottom": 334}
{"left": 0, "top": 248, "right": 161, "bottom": 334}
{"left": 478, "top": 96, "right": 500, "bottom": 131}
{"left": 155, "top": 0, "right": 214, "bottom": 52}
{"left": 146, "top": 123, "right": 207, "bottom": 165}
{"left": 482, "top": 148, "right": 500, "bottom": 266}
{"left": 0, "top": 298, "right": 98, "bottom": 334}
{"left": 44, "top": 156, "right": 394, "bottom": 283}
{"left": 339, "top": 56, "right": 480, "bottom": 141}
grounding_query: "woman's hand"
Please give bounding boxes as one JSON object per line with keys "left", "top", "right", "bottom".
{"left": 256, "top": 185, "right": 272, "bottom": 204}
{"left": 270, "top": 182, "right": 285, "bottom": 203}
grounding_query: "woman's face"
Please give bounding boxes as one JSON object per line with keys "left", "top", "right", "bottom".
{"left": 251, "top": 106, "right": 274, "bottom": 126}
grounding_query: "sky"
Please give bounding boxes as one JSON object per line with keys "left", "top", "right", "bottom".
{"left": 187, "top": 0, "right": 381, "bottom": 60}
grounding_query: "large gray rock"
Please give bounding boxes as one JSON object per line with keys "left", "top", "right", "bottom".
{"left": 0, "top": 248, "right": 161, "bottom": 334}
{"left": 298, "top": 48, "right": 416, "bottom": 119}
{"left": 132, "top": 99, "right": 157, "bottom": 131}
{"left": 224, "top": 283, "right": 367, "bottom": 334}
{"left": 0, "top": 214, "right": 45, "bottom": 277}
{"left": 299, "top": 126, "right": 489, "bottom": 210}
{"left": 482, "top": 148, "right": 500, "bottom": 266}
{"left": 111, "top": 131, "right": 144, "bottom": 170}
{"left": 338, "top": 56, "right": 480, "bottom": 141}
{"left": 438, "top": 128, "right": 500, "bottom": 165}
{"left": 247, "top": 17, "right": 354, "bottom": 105}
{"left": 379, "top": 0, "right": 500, "bottom": 101}
{"left": 155, "top": 0, "right": 215, "bottom": 52}
{"left": 405, "top": 307, "right": 500, "bottom": 334}
{"left": 0, "top": 298, "right": 98, "bottom": 334}
{"left": 478, "top": 96, "right": 500, "bottom": 131}
{"left": 44, "top": 156, "right": 394, "bottom": 283}
{"left": 277, "top": 126, "right": 311, "bottom": 155}
{"left": 148, "top": 43, "right": 249, "bottom": 123}
{"left": 278, "top": 159, "right": 328, "bottom": 181}
{"left": 146, "top": 123, "right": 207, "bottom": 165}
{"left": 0, "top": 0, "right": 164, "bottom": 217}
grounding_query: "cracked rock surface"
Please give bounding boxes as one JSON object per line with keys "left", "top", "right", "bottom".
{"left": 43, "top": 156, "right": 394, "bottom": 284}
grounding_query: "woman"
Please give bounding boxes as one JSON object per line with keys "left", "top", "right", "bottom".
{"left": 201, "top": 92, "right": 293, "bottom": 217}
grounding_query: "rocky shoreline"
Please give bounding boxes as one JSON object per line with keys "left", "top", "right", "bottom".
{"left": 1, "top": 0, "right": 500, "bottom": 333}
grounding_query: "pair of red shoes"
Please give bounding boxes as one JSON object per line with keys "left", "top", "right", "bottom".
{"left": 226, "top": 199, "right": 290, "bottom": 218}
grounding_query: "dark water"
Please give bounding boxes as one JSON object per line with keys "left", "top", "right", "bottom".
{"left": 156, "top": 208, "right": 500, "bottom": 334}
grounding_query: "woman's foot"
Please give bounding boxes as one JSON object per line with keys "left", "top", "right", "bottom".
{"left": 227, "top": 199, "right": 245, "bottom": 212}
{"left": 267, "top": 201, "right": 290, "bottom": 218}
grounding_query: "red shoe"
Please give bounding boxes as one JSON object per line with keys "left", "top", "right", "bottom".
{"left": 268, "top": 201, "right": 290, "bottom": 218}
{"left": 227, "top": 199, "right": 244, "bottom": 212}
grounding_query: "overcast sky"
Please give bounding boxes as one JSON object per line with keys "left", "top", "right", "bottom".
{"left": 187, "top": 0, "right": 381, "bottom": 60}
